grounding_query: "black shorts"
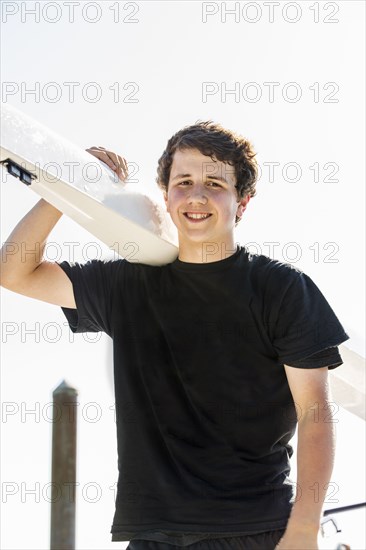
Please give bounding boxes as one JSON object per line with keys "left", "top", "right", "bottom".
{"left": 126, "top": 529, "right": 285, "bottom": 550}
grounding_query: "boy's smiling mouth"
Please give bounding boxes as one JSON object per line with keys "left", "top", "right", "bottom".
{"left": 183, "top": 212, "right": 212, "bottom": 221}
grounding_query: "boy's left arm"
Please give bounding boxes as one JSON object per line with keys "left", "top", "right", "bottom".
{"left": 275, "top": 365, "right": 336, "bottom": 550}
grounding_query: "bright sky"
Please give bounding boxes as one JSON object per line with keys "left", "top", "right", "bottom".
{"left": 1, "top": 1, "right": 365, "bottom": 549}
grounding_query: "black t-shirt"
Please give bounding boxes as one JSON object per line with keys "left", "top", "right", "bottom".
{"left": 58, "top": 245, "right": 349, "bottom": 546}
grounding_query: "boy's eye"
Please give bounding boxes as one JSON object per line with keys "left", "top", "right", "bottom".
{"left": 178, "top": 180, "right": 221, "bottom": 187}
{"left": 208, "top": 181, "right": 221, "bottom": 187}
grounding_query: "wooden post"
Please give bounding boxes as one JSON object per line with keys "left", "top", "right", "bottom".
{"left": 50, "top": 380, "right": 78, "bottom": 550}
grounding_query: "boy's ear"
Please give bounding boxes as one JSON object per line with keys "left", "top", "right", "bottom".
{"left": 163, "top": 191, "right": 169, "bottom": 209}
{"left": 236, "top": 195, "right": 251, "bottom": 218}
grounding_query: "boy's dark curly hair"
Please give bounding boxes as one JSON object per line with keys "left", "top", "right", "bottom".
{"left": 156, "top": 120, "right": 258, "bottom": 225}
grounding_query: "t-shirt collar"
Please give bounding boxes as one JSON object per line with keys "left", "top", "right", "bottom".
{"left": 170, "top": 244, "right": 242, "bottom": 272}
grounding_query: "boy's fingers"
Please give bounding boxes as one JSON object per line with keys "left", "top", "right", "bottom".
{"left": 107, "top": 151, "right": 119, "bottom": 169}
{"left": 109, "top": 153, "right": 127, "bottom": 180}
{"left": 86, "top": 148, "right": 117, "bottom": 169}
{"left": 118, "top": 155, "right": 129, "bottom": 177}
{"left": 86, "top": 147, "right": 128, "bottom": 181}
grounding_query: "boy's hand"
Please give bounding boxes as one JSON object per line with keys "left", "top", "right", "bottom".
{"left": 86, "top": 146, "right": 128, "bottom": 182}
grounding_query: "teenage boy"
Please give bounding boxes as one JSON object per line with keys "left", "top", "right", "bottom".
{"left": 0, "top": 122, "right": 349, "bottom": 550}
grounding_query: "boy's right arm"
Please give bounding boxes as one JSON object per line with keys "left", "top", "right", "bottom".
{"left": 0, "top": 146, "right": 128, "bottom": 309}
{"left": 0, "top": 198, "right": 76, "bottom": 309}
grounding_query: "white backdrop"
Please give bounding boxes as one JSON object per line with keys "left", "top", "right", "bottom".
{"left": 1, "top": 2, "right": 365, "bottom": 549}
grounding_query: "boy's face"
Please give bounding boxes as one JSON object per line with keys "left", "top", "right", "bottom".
{"left": 163, "top": 148, "right": 250, "bottom": 248}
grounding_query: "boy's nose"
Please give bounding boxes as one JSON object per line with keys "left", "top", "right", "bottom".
{"left": 187, "top": 184, "right": 208, "bottom": 202}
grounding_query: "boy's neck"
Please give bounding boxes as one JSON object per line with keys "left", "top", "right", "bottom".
{"left": 177, "top": 239, "right": 239, "bottom": 264}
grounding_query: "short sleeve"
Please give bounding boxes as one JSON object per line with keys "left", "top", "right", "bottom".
{"left": 286, "top": 346, "right": 344, "bottom": 370}
{"left": 269, "top": 269, "right": 350, "bottom": 366}
{"left": 57, "top": 259, "right": 123, "bottom": 336}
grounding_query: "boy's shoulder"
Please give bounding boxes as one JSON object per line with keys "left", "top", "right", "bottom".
{"left": 104, "top": 247, "right": 305, "bottom": 293}
{"left": 243, "top": 246, "right": 303, "bottom": 278}
{"left": 238, "top": 247, "right": 310, "bottom": 304}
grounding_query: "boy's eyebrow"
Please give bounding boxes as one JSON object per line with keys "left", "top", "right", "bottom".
{"left": 171, "top": 173, "right": 230, "bottom": 184}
